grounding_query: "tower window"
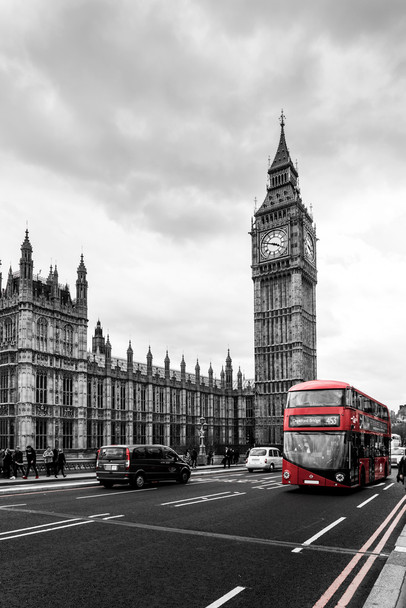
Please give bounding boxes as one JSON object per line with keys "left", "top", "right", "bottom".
{"left": 63, "top": 376, "right": 73, "bottom": 406}
{"left": 36, "top": 372, "right": 47, "bottom": 404}
{"left": 37, "top": 318, "right": 48, "bottom": 352}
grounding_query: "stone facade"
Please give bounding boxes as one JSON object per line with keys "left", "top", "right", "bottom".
{"left": 0, "top": 231, "right": 255, "bottom": 455}
{"left": 251, "top": 115, "right": 317, "bottom": 444}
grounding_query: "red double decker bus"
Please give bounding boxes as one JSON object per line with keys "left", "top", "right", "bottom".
{"left": 282, "top": 380, "right": 391, "bottom": 488}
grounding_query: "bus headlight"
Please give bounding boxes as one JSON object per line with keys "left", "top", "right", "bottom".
{"left": 335, "top": 473, "right": 345, "bottom": 483}
{"left": 283, "top": 471, "right": 290, "bottom": 480}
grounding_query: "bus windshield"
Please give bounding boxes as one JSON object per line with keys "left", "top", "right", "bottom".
{"left": 284, "top": 432, "right": 347, "bottom": 470}
{"left": 287, "top": 389, "right": 346, "bottom": 408}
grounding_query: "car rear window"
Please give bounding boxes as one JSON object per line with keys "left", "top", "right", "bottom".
{"left": 250, "top": 449, "right": 267, "bottom": 456}
{"left": 98, "top": 447, "right": 126, "bottom": 460}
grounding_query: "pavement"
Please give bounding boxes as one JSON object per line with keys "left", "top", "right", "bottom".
{"left": 1, "top": 466, "right": 405, "bottom": 607}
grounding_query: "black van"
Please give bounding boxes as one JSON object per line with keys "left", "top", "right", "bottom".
{"left": 96, "top": 444, "right": 191, "bottom": 489}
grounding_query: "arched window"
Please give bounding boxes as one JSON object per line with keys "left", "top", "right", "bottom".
{"left": 4, "top": 318, "right": 15, "bottom": 343}
{"left": 63, "top": 325, "right": 73, "bottom": 356}
{"left": 36, "top": 318, "right": 48, "bottom": 351}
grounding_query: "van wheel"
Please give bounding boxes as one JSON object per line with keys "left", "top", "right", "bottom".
{"left": 101, "top": 481, "right": 113, "bottom": 489}
{"left": 177, "top": 469, "right": 190, "bottom": 484}
{"left": 270, "top": 463, "right": 275, "bottom": 471}
{"left": 132, "top": 473, "right": 145, "bottom": 489}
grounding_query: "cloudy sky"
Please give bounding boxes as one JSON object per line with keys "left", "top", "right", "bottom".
{"left": 1, "top": 0, "right": 405, "bottom": 411}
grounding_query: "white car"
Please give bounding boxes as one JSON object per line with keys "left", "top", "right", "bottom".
{"left": 391, "top": 447, "right": 406, "bottom": 467}
{"left": 246, "top": 447, "right": 282, "bottom": 472}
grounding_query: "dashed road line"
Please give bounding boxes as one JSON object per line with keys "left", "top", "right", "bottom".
{"left": 357, "top": 494, "right": 379, "bottom": 509}
{"left": 206, "top": 586, "right": 246, "bottom": 607}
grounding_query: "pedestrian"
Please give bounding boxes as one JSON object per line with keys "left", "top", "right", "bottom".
{"left": 23, "top": 445, "right": 39, "bottom": 479}
{"left": 12, "top": 446, "right": 25, "bottom": 479}
{"left": 52, "top": 446, "right": 59, "bottom": 476}
{"left": 43, "top": 446, "right": 54, "bottom": 476}
{"left": 233, "top": 449, "right": 240, "bottom": 465}
{"left": 0, "top": 448, "right": 4, "bottom": 477}
{"left": 207, "top": 450, "right": 213, "bottom": 465}
{"left": 184, "top": 450, "right": 191, "bottom": 465}
{"left": 397, "top": 456, "right": 406, "bottom": 492}
{"left": 55, "top": 449, "right": 66, "bottom": 478}
{"left": 226, "top": 446, "right": 233, "bottom": 468}
{"left": 3, "top": 448, "right": 12, "bottom": 479}
{"left": 190, "top": 448, "right": 198, "bottom": 469}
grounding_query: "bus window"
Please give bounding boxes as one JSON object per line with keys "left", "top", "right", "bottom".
{"left": 287, "top": 389, "right": 346, "bottom": 408}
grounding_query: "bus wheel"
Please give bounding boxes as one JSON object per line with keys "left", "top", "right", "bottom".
{"left": 360, "top": 468, "right": 366, "bottom": 487}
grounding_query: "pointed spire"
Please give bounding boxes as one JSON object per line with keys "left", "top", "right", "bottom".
{"left": 164, "top": 350, "right": 170, "bottom": 380}
{"left": 147, "top": 346, "right": 153, "bottom": 376}
{"left": 127, "top": 340, "right": 133, "bottom": 374}
{"left": 269, "top": 110, "right": 296, "bottom": 173}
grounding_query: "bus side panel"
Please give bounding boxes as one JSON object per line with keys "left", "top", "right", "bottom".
{"left": 375, "top": 457, "right": 389, "bottom": 480}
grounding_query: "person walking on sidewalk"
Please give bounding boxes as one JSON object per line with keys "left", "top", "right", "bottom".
{"left": 55, "top": 449, "right": 67, "bottom": 477}
{"left": 12, "top": 446, "right": 25, "bottom": 479}
{"left": 52, "top": 446, "right": 59, "bottom": 476}
{"left": 190, "top": 448, "right": 198, "bottom": 469}
{"left": 55, "top": 449, "right": 67, "bottom": 478}
{"left": 397, "top": 456, "right": 406, "bottom": 492}
{"left": 23, "top": 445, "right": 39, "bottom": 479}
{"left": 43, "top": 446, "right": 54, "bottom": 477}
{"left": 0, "top": 448, "right": 4, "bottom": 477}
{"left": 3, "top": 448, "right": 12, "bottom": 479}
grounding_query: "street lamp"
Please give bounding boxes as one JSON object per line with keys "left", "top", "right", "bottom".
{"left": 197, "top": 417, "right": 207, "bottom": 465}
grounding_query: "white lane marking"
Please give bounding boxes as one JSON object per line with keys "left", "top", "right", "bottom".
{"left": 89, "top": 513, "right": 110, "bottom": 518}
{"left": 102, "top": 514, "right": 125, "bottom": 520}
{"left": 292, "top": 517, "right": 346, "bottom": 553}
{"left": 205, "top": 586, "right": 246, "bottom": 608}
{"left": 76, "top": 487, "right": 157, "bottom": 499}
{"left": 0, "top": 503, "right": 27, "bottom": 508}
{"left": 383, "top": 483, "right": 394, "bottom": 491}
{"left": 0, "top": 518, "right": 82, "bottom": 536}
{"left": 0, "top": 520, "right": 93, "bottom": 541}
{"left": 161, "top": 491, "right": 232, "bottom": 506}
{"left": 357, "top": 494, "right": 379, "bottom": 508}
{"left": 174, "top": 492, "right": 246, "bottom": 507}
{"left": 395, "top": 546, "right": 406, "bottom": 552}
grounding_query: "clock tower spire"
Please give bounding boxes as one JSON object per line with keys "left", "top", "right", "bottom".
{"left": 251, "top": 113, "right": 317, "bottom": 445}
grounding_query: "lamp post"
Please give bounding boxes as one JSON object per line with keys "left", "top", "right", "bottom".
{"left": 197, "top": 417, "right": 207, "bottom": 465}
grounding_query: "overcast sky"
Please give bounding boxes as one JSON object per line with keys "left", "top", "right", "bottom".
{"left": 1, "top": 0, "right": 405, "bottom": 412}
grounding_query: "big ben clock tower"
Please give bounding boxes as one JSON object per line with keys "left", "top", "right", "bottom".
{"left": 250, "top": 112, "right": 317, "bottom": 444}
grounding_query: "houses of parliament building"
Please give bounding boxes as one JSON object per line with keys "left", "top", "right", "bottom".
{"left": 0, "top": 116, "right": 317, "bottom": 453}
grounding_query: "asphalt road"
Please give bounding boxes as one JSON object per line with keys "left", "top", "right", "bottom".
{"left": 0, "top": 469, "right": 405, "bottom": 608}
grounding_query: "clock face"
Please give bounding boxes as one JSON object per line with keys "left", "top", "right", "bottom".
{"left": 260, "top": 229, "right": 288, "bottom": 260}
{"left": 305, "top": 232, "right": 315, "bottom": 261}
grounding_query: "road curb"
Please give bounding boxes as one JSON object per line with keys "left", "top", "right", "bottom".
{"left": 363, "top": 523, "right": 406, "bottom": 608}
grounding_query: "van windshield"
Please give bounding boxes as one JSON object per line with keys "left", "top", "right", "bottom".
{"left": 98, "top": 447, "right": 126, "bottom": 460}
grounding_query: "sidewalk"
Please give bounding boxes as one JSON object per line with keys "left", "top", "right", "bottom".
{"left": 1, "top": 467, "right": 404, "bottom": 607}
